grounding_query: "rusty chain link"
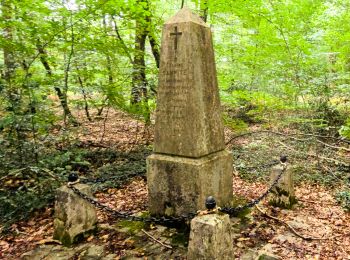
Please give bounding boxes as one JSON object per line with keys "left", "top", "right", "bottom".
{"left": 234, "top": 160, "right": 280, "bottom": 172}
{"left": 68, "top": 160, "right": 287, "bottom": 226}
{"left": 67, "top": 184, "right": 195, "bottom": 226}
{"left": 219, "top": 163, "right": 287, "bottom": 215}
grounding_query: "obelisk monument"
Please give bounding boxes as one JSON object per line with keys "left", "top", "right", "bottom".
{"left": 147, "top": 7, "right": 233, "bottom": 216}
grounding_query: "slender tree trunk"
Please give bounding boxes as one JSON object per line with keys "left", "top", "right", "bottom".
{"left": 131, "top": 0, "right": 149, "bottom": 105}
{"left": 62, "top": 14, "right": 78, "bottom": 126}
{"left": 76, "top": 72, "right": 92, "bottom": 121}
{"left": 131, "top": 20, "right": 148, "bottom": 105}
{"left": 103, "top": 16, "right": 114, "bottom": 85}
{"left": 146, "top": 14, "right": 160, "bottom": 95}
{"left": 36, "top": 43, "right": 78, "bottom": 125}
{"left": 200, "top": 0, "right": 208, "bottom": 22}
{"left": 2, "top": 0, "right": 18, "bottom": 105}
{"left": 147, "top": 24, "right": 160, "bottom": 69}
{"left": 111, "top": 15, "right": 133, "bottom": 64}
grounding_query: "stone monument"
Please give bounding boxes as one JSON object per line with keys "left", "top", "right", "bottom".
{"left": 147, "top": 7, "right": 233, "bottom": 216}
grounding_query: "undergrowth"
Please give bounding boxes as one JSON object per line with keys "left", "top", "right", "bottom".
{"left": 0, "top": 144, "right": 150, "bottom": 232}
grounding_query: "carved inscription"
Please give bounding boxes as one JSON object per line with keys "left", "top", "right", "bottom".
{"left": 157, "top": 61, "right": 192, "bottom": 138}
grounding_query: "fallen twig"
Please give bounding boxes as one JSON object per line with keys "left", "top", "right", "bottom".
{"left": 297, "top": 198, "right": 336, "bottom": 206}
{"left": 226, "top": 130, "right": 350, "bottom": 145}
{"left": 277, "top": 141, "right": 349, "bottom": 167}
{"left": 315, "top": 139, "right": 350, "bottom": 152}
{"left": 141, "top": 229, "right": 173, "bottom": 249}
{"left": 255, "top": 205, "right": 332, "bottom": 241}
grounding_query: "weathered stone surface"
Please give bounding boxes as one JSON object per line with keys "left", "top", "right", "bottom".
{"left": 147, "top": 7, "right": 233, "bottom": 216}
{"left": 187, "top": 214, "right": 234, "bottom": 260}
{"left": 256, "top": 244, "right": 280, "bottom": 260}
{"left": 153, "top": 7, "right": 225, "bottom": 158}
{"left": 257, "top": 254, "right": 280, "bottom": 260}
{"left": 80, "top": 245, "right": 104, "bottom": 260}
{"left": 21, "top": 244, "right": 107, "bottom": 260}
{"left": 53, "top": 184, "right": 97, "bottom": 246}
{"left": 269, "top": 164, "right": 297, "bottom": 209}
{"left": 147, "top": 150, "right": 233, "bottom": 216}
{"left": 21, "top": 244, "right": 84, "bottom": 260}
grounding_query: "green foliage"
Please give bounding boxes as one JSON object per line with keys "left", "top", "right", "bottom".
{"left": 0, "top": 146, "right": 150, "bottom": 230}
{"left": 222, "top": 90, "right": 288, "bottom": 124}
{"left": 340, "top": 118, "right": 350, "bottom": 139}
{"left": 0, "top": 167, "right": 62, "bottom": 229}
{"left": 336, "top": 190, "right": 350, "bottom": 212}
{"left": 223, "top": 113, "right": 248, "bottom": 132}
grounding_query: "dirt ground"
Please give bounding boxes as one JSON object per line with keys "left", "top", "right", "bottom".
{"left": 1, "top": 109, "right": 350, "bottom": 259}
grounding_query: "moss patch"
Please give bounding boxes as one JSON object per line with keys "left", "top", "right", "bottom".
{"left": 170, "top": 231, "right": 189, "bottom": 247}
{"left": 117, "top": 220, "right": 147, "bottom": 235}
{"left": 269, "top": 188, "right": 297, "bottom": 209}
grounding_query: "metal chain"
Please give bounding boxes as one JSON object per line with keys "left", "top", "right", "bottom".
{"left": 234, "top": 159, "right": 280, "bottom": 171}
{"left": 68, "top": 162, "right": 287, "bottom": 225}
{"left": 219, "top": 163, "right": 287, "bottom": 215}
{"left": 68, "top": 184, "right": 195, "bottom": 226}
{"left": 79, "top": 169, "right": 145, "bottom": 185}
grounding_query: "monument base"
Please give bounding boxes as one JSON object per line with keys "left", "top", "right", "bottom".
{"left": 147, "top": 150, "right": 233, "bottom": 216}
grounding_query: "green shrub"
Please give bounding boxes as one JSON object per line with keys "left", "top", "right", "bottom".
{"left": 336, "top": 190, "right": 350, "bottom": 211}
{"left": 340, "top": 118, "right": 350, "bottom": 139}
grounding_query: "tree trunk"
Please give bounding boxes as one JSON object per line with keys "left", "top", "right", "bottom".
{"left": 62, "top": 15, "right": 78, "bottom": 126}
{"left": 36, "top": 43, "right": 78, "bottom": 125}
{"left": 148, "top": 25, "right": 160, "bottom": 69}
{"left": 1, "top": 0, "right": 18, "bottom": 106}
{"left": 130, "top": 0, "right": 149, "bottom": 105}
{"left": 76, "top": 72, "right": 92, "bottom": 122}
{"left": 200, "top": 0, "right": 208, "bottom": 22}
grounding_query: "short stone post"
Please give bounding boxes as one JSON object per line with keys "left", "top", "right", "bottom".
{"left": 53, "top": 184, "right": 97, "bottom": 246}
{"left": 269, "top": 158, "right": 297, "bottom": 209}
{"left": 187, "top": 197, "right": 234, "bottom": 260}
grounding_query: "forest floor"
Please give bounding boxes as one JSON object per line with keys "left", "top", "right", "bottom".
{"left": 1, "top": 109, "right": 350, "bottom": 259}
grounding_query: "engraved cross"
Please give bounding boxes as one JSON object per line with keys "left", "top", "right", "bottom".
{"left": 170, "top": 26, "right": 182, "bottom": 51}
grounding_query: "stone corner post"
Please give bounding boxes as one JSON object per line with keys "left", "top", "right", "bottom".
{"left": 187, "top": 196, "right": 234, "bottom": 260}
{"left": 269, "top": 158, "right": 297, "bottom": 209}
{"left": 53, "top": 183, "right": 97, "bottom": 246}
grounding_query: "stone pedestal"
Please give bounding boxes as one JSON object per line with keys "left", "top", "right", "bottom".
{"left": 147, "top": 150, "right": 233, "bottom": 216}
{"left": 187, "top": 214, "right": 234, "bottom": 260}
{"left": 269, "top": 164, "right": 297, "bottom": 209}
{"left": 53, "top": 184, "right": 97, "bottom": 246}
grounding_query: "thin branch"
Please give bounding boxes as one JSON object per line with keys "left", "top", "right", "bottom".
{"left": 297, "top": 198, "right": 335, "bottom": 206}
{"left": 256, "top": 205, "right": 332, "bottom": 241}
{"left": 23, "top": 0, "right": 111, "bottom": 78}
{"left": 277, "top": 141, "right": 349, "bottom": 167}
{"left": 226, "top": 130, "right": 350, "bottom": 145}
{"left": 111, "top": 15, "right": 133, "bottom": 63}
{"left": 315, "top": 139, "right": 350, "bottom": 152}
{"left": 99, "top": 105, "right": 110, "bottom": 144}
{"left": 141, "top": 229, "right": 173, "bottom": 249}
